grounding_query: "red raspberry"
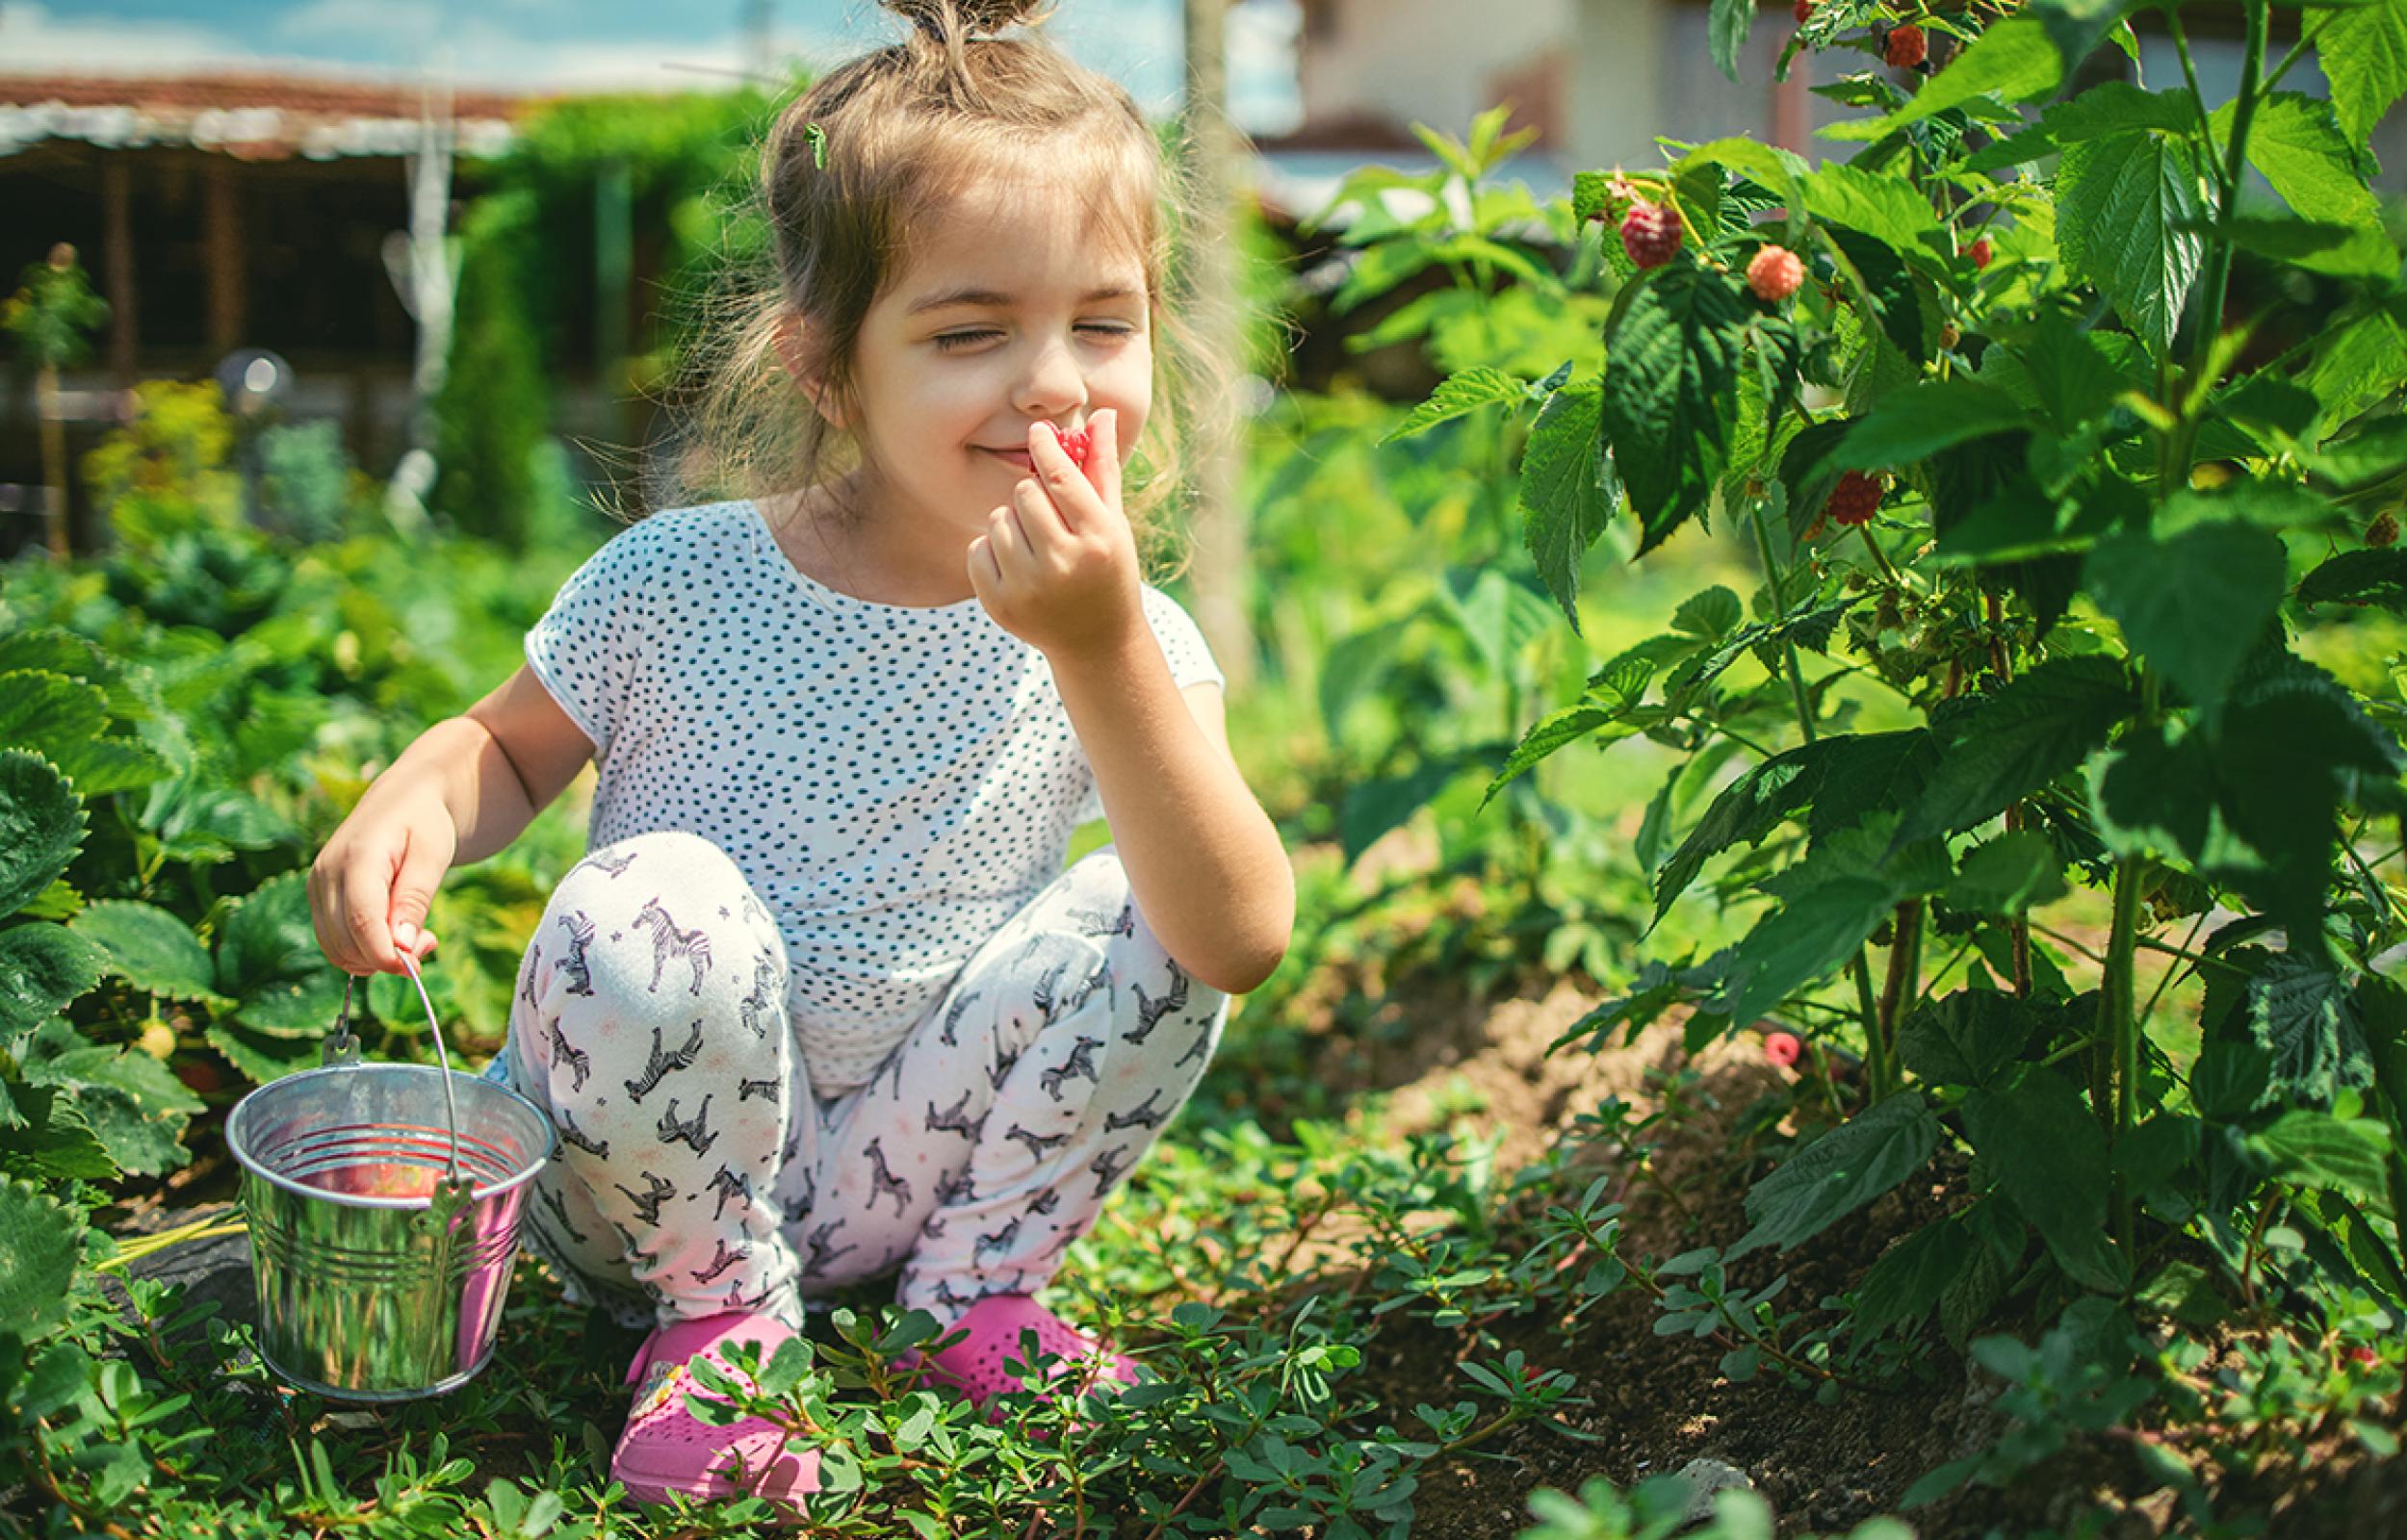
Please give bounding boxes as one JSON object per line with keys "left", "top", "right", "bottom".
{"left": 1794, "top": 0, "right": 1814, "bottom": 20}
{"left": 1763, "top": 1031, "right": 1803, "bottom": 1067}
{"left": 2368, "top": 510, "right": 2398, "bottom": 548}
{"left": 1886, "top": 23, "right": 1928, "bottom": 67}
{"left": 1619, "top": 202, "right": 1682, "bottom": 270}
{"left": 2346, "top": 1346, "right": 2381, "bottom": 1368}
{"left": 1825, "top": 471, "right": 1884, "bottom": 527}
{"left": 1051, "top": 424, "right": 1092, "bottom": 468}
{"left": 1968, "top": 238, "right": 1993, "bottom": 270}
{"left": 1747, "top": 244, "right": 1803, "bottom": 302}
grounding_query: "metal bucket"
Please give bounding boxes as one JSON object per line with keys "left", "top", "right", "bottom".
{"left": 226, "top": 956, "right": 556, "bottom": 1401}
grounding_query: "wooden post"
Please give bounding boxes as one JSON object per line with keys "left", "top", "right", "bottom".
{"left": 1180, "top": 0, "right": 1254, "bottom": 688}
{"left": 102, "top": 159, "right": 138, "bottom": 394}
{"left": 37, "top": 360, "right": 67, "bottom": 558}
{"left": 203, "top": 155, "right": 244, "bottom": 354}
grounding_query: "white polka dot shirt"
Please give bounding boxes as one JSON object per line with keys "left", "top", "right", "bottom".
{"left": 523, "top": 500, "right": 1223, "bottom": 1095}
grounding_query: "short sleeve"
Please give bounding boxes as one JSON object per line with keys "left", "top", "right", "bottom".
{"left": 1139, "top": 584, "right": 1225, "bottom": 691}
{"left": 524, "top": 526, "right": 649, "bottom": 764}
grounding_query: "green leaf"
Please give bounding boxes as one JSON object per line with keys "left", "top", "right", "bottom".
{"left": 1671, "top": 585, "right": 1744, "bottom": 640}
{"left": 71, "top": 901, "right": 224, "bottom": 1006}
{"left": 0, "top": 923, "right": 111, "bottom": 1040}
{"left": 2251, "top": 1109, "right": 2394, "bottom": 1198}
{"left": 1963, "top": 1068, "right": 2131, "bottom": 1292}
{"left": 1899, "top": 989, "right": 2046, "bottom": 1088}
{"left": 1383, "top": 367, "right": 1530, "bottom": 444}
{"left": 0, "top": 672, "right": 170, "bottom": 800}
{"left": 1897, "top": 655, "right": 2137, "bottom": 844}
{"left": 1854, "top": 1217, "right": 1975, "bottom": 1338}
{"left": 0, "top": 751, "right": 85, "bottom": 922}
{"left": 214, "top": 870, "right": 324, "bottom": 999}
{"left": 1483, "top": 666, "right": 1649, "bottom": 808}
{"left": 1822, "top": 14, "right": 2065, "bottom": 141}
{"left": 1945, "top": 831, "right": 2070, "bottom": 915}
{"left": 1674, "top": 138, "right": 1809, "bottom": 216}
{"left": 1834, "top": 381, "right": 2033, "bottom": 470}
{"left": 1709, "top": 0, "right": 1753, "bottom": 82}
{"left": 0, "top": 1178, "right": 83, "bottom": 1341}
{"left": 2228, "top": 94, "right": 2395, "bottom": 285}
{"left": 1963, "top": 81, "right": 2203, "bottom": 173}
{"left": 1801, "top": 163, "right": 1943, "bottom": 251}
{"left": 2249, "top": 955, "right": 2372, "bottom": 1104}
{"left": 1517, "top": 375, "right": 1618, "bottom": 630}
{"left": 2321, "top": 0, "right": 2407, "bottom": 150}
{"left": 1712, "top": 876, "right": 1901, "bottom": 1025}
{"left": 1341, "top": 760, "right": 1465, "bottom": 865}
{"left": 1728, "top": 1093, "right": 1943, "bottom": 1259}
{"left": 202, "top": 1019, "right": 324, "bottom": 1087}
{"left": 2056, "top": 129, "right": 2207, "bottom": 356}
{"left": 2298, "top": 550, "right": 2407, "bottom": 611}
{"left": 2083, "top": 520, "right": 2288, "bottom": 715}
{"left": 2299, "top": 295, "right": 2407, "bottom": 441}
{"left": 1602, "top": 265, "right": 1753, "bottom": 552}
{"left": 2215, "top": 215, "right": 2397, "bottom": 282}
{"left": 2308, "top": 415, "right": 2407, "bottom": 490}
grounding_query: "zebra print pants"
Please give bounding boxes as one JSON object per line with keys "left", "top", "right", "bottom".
{"left": 479, "top": 828, "right": 1229, "bottom": 1334}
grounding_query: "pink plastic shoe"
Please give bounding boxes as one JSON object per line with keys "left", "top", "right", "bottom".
{"left": 611, "top": 1309, "right": 821, "bottom": 1516}
{"left": 904, "top": 1294, "right": 1140, "bottom": 1427}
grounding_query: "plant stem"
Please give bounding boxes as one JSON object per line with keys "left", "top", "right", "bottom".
{"left": 2169, "top": 0, "right": 2269, "bottom": 480}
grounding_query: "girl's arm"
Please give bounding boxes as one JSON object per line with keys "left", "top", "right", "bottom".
{"left": 1049, "top": 634, "right": 1293, "bottom": 996}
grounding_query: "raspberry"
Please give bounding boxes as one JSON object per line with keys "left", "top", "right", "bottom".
{"left": 1619, "top": 202, "right": 1682, "bottom": 270}
{"left": 1763, "top": 1031, "right": 1802, "bottom": 1067}
{"left": 1886, "top": 23, "right": 1928, "bottom": 67}
{"left": 1939, "top": 322, "right": 1961, "bottom": 349}
{"left": 1968, "top": 237, "right": 1993, "bottom": 270}
{"left": 2346, "top": 1346, "right": 2381, "bottom": 1368}
{"left": 1747, "top": 244, "right": 1804, "bottom": 302}
{"left": 2368, "top": 510, "right": 2398, "bottom": 548}
{"left": 1794, "top": 0, "right": 1814, "bottom": 20}
{"left": 1051, "top": 424, "right": 1092, "bottom": 468}
{"left": 1825, "top": 471, "right": 1883, "bottom": 527}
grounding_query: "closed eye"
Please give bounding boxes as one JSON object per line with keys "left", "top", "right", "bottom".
{"left": 932, "top": 323, "right": 1138, "bottom": 352}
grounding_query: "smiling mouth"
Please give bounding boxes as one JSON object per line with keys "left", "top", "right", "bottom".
{"left": 980, "top": 447, "right": 1036, "bottom": 469}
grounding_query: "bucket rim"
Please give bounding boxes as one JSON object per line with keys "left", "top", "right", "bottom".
{"left": 227, "top": 1063, "right": 557, "bottom": 1210}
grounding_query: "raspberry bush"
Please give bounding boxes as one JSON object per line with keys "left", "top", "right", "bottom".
{"left": 1416, "top": 0, "right": 2407, "bottom": 1502}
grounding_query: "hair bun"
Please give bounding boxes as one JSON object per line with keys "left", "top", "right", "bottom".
{"left": 883, "top": 0, "right": 1054, "bottom": 41}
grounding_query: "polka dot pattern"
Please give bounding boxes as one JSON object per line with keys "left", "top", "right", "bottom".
{"left": 523, "top": 500, "right": 1223, "bottom": 1095}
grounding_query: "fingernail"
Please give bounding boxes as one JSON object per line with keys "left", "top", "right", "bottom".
{"left": 395, "top": 921, "right": 418, "bottom": 947}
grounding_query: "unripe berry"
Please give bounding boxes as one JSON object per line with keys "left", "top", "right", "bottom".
{"left": 1886, "top": 23, "right": 1928, "bottom": 67}
{"left": 1619, "top": 202, "right": 1682, "bottom": 270}
{"left": 1939, "top": 321, "right": 1961, "bottom": 349}
{"left": 1825, "top": 471, "right": 1884, "bottom": 527}
{"left": 1968, "top": 237, "right": 1993, "bottom": 270}
{"left": 1747, "top": 244, "right": 1804, "bottom": 302}
{"left": 2370, "top": 509, "right": 2399, "bottom": 548}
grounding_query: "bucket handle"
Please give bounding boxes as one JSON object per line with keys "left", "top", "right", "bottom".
{"left": 329, "top": 958, "right": 476, "bottom": 1227}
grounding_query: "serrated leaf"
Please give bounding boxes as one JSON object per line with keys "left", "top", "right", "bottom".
{"left": 2321, "top": 0, "right": 2407, "bottom": 150}
{"left": 1962, "top": 1068, "right": 2130, "bottom": 1292}
{"left": 2223, "top": 93, "right": 2396, "bottom": 285}
{"left": 1709, "top": 0, "right": 1753, "bottom": 82}
{"left": 1899, "top": 989, "right": 2049, "bottom": 1088}
{"left": 2056, "top": 130, "right": 2206, "bottom": 356}
{"left": 2251, "top": 1109, "right": 2393, "bottom": 1198}
{"left": 0, "top": 751, "right": 85, "bottom": 922}
{"left": 0, "top": 1178, "right": 84, "bottom": 1340}
{"left": 1728, "top": 1092, "right": 1942, "bottom": 1260}
{"left": 1945, "top": 831, "right": 2070, "bottom": 915}
{"left": 1834, "top": 380, "right": 2033, "bottom": 470}
{"left": 2248, "top": 955, "right": 2372, "bottom": 1104}
{"left": 71, "top": 901, "right": 223, "bottom": 1005}
{"left": 1383, "top": 367, "right": 1530, "bottom": 445}
{"left": 1483, "top": 681, "right": 1646, "bottom": 809}
{"left": 1801, "top": 162, "right": 1943, "bottom": 251}
{"left": 2084, "top": 519, "right": 2289, "bottom": 715}
{"left": 1517, "top": 375, "right": 1617, "bottom": 630}
{"left": 0, "top": 923, "right": 111, "bottom": 1039}
{"left": 1603, "top": 265, "right": 1753, "bottom": 552}
{"left": 214, "top": 870, "right": 324, "bottom": 999}
{"left": 1964, "top": 81, "right": 2204, "bottom": 173}
{"left": 202, "top": 1019, "right": 324, "bottom": 1087}
{"left": 2299, "top": 550, "right": 2407, "bottom": 611}
{"left": 1711, "top": 876, "right": 1901, "bottom": 1024}
{"left": 1854, "top": 1217, "right": 1974, "bottom": 1338}
{"left": 1897, "top": 655, "right": 2137, "bottom": 845}
{"left": 25, "top": 1040, "right": 204, "bottom": 1117}
{"left": 1822, "top": 14, "right": 2065, "bottom": 141}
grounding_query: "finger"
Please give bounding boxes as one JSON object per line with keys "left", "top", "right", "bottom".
{"left": 388, "top": 830, "right": 449, "bottom": 974}
{"left": 1012, "top": 475, "right": 1070, "bottom": 552}
{"left": 341, "top": 860, "right": 400, "bottom": 976}
{"left": 990, "top": 501, "right": 1031, "bottom": 570}
{"left": 967, "top": 533, "right": 1003, "bottom": 599}
{"left": 1091, "top": 408, "right": 1122, "bottom": 507}
{"left": 1025, "top": 424, "right": 1088, "bottom": 536}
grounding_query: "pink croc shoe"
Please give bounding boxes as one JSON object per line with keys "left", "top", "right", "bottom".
{"left": 905, "top": 1294, "right": 1139, "bottom": 1426}
{"left": 612, "top": 1309, "right": 822, "bottom": 1517}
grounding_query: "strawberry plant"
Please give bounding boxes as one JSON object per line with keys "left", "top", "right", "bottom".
{"left": 1430, "top": 0, "right": 2406, "bottom": 1396}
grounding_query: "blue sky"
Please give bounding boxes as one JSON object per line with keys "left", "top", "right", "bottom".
{"left": 0, "top": 0, "right": 1306, "bottom": 132}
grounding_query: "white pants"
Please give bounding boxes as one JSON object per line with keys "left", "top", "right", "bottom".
{"left": 481, "top": 830, "right": 1228, "bottom": 1332}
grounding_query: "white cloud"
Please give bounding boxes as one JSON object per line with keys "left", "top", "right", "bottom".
{"left": 0, "top": 1, "right": 247, "bottom": 73}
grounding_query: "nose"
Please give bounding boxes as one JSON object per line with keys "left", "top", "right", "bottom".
{"left": 1010, "top": 331, "right": 1088, "bottom": 421}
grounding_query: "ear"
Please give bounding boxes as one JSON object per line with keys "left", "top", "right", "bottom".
{"left": 772, "top": 312, "right": 850, "bottom": 430}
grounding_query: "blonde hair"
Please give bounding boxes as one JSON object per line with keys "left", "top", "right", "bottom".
{"left": 664, "top": 0, "right": 1232, "bottom": 575}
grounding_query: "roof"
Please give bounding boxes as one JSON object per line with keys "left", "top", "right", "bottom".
{"left": 0, "top": 71, "right": 545, "bottom": 162}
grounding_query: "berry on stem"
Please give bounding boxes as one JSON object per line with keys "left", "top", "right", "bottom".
{"left": 1825, "top": 471, "right": 1884, "bottom": 527}
{"left": 2370, "top": 510, "right": 2399, "bottom": 548}
{"left": 1794, "top": 0, "right": 1815, "bottom": 21}
{"left": 1886, "top": 23, "right": 1928, "bottom": 67}
{"left": 1620, "top": 202, "right": 1683, "bottom": 270}
{"left": 1968, "top": 237, "right": 1993, "bottom": 270}
{"left": 1747, "top": 244, "right": 1804, "bottom": 302}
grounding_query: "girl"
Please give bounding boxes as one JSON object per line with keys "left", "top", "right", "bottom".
{"left": 305, "top": 0, "right": 1293, "bottom": 1513}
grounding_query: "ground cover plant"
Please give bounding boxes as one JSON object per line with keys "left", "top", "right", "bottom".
{"left": 5, "top": 0, "right": 2407, "bottom": 1528}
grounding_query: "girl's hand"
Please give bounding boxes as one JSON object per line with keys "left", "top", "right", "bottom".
{"left": 968, "top": 408, "right": 1145, "bottom": 661}
{"left": 308, "top": 793, "right": 452, "bottom": 977}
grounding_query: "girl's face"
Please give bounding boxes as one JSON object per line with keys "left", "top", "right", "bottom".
{"left": 838, "top": 168, "right": 1154, "bottom": 564}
